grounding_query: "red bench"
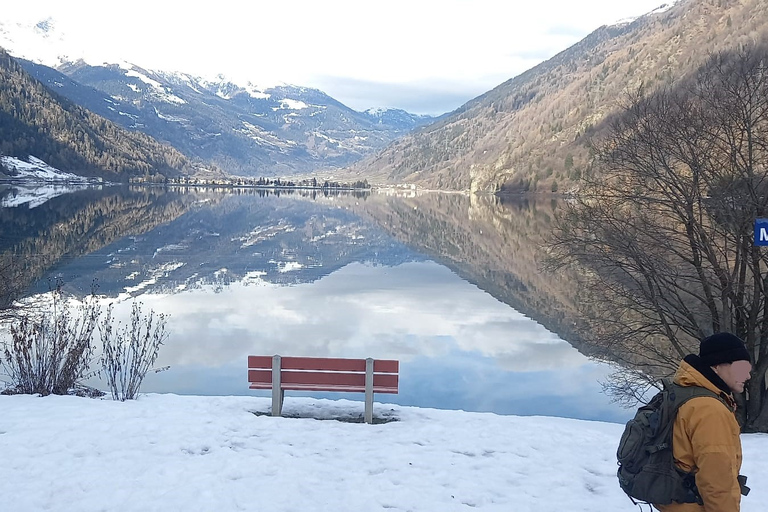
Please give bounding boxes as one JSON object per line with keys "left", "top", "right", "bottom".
{"left": 248, "top": 355, "right": 399, "bottom": 424}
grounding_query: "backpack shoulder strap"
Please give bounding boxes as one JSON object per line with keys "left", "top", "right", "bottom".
{"left": 648, "top": 379, "right": 729, "bottom": 450}
{"left": 664, "top": 379, "right": 730, "bottom": 412}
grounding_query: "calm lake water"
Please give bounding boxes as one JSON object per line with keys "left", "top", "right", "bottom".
{"left": 0, "top": 184, "right": 632, "bottom": 423}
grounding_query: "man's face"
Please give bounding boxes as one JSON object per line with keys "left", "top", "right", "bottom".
{"left": 715, "top": 360, "right": 753, "bottom": 393}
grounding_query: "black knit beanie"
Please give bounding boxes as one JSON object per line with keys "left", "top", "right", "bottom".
{"left": 699, "top": 332, "right": 751, "bottom": 367}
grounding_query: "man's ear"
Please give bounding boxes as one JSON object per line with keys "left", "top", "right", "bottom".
{"left": 711, "top": 362, "right": 727, "bottom": 375}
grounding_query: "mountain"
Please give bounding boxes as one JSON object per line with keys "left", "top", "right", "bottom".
{"left": 364, "top": 108, "right": 439, "bottom": 131}
{"left": 351, "top": 0, "right": 768, "bottom": 192}
{"left": 0, "top": 48, "right": 202, "bottom": 180}
{"left": 0, "top": 186, "right": 204, "bottom": 300}
{"left": 0, "top": 187, "right": 424, "bottom": 301}
{"left": 0, "top": 17, "right": 436, "bottom": 178}
{"left": 339, "top": 192, "right": 591, "bottom": 355}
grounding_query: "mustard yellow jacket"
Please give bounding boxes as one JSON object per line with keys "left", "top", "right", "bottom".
{"left": 656, "top": 357, "right": 742, "bottom": 512}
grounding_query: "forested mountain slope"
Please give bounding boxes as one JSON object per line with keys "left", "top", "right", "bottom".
{"left": 0, "top": 48, "right": 203, "bottom": 180}
{"left": 353, "top": 0, "right": 768, "bottom": 193}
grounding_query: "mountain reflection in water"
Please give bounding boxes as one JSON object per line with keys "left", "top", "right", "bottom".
{"left": 0, "top": 187, "right": 630, "bottom": 423}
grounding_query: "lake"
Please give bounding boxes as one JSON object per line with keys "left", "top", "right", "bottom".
{"left": 0, "top": 184, "right": 631, "bottom": 423}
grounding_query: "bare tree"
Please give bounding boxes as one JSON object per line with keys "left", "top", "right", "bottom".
{"left": 548, "top": 44, "right": 768, "bottom": 432}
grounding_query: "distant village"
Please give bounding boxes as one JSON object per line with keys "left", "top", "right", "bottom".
{"left": 130, "top": 174, "right": 372, "bottom": 191}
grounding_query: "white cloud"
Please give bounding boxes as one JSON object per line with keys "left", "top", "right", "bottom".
{"left": 97, "top": 261, "right": 586, "bottom": 372}
{"left": 2, "top": 1, "right": 674, "bottom": 113}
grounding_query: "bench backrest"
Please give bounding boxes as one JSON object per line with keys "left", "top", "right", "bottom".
{"left": 248, "top": 355, "right": 399, "bottom": 393}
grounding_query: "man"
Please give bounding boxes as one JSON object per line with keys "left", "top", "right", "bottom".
{"left": 655, "top": 332, "right": 752, "bottom": 512}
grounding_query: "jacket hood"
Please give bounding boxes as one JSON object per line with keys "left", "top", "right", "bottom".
{"left": 674, "top": 354, "right": 736, "bottom": 408}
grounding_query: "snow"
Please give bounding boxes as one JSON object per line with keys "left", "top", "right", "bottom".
{"left": 277, "top": 261, "right": 304, "bottom": 273}
{"left": 154, "top": 109, "right": 186, "bottom": 123}
{"left": 238, "top": 122, "right": 298, "bottom": 149}
{"left": 610, "top": 1, "right": 679, "bottom": 26}
{"left": 0, "top": 393, "right": 765, "bottom": 512}
{"left": 156, "top": 91, "right": 187, "bottom": 105}
{"left": 122, "top": 68, "right": 187, "bottom": 104}
{"left": 123, "top": 262, "right": 185, "bottom": 295}
{"left": 313, "top": 131, "right": 342, "bottom": 144}
{"left": 125, "top": 68, "right": 163, "bottom": 88}
{"left": 0, "top": 155, "right": 104, "bottom": 207}
{"left": 201, "top": 73, "right": 286, "bottom": 94}
{"left": 243, "top": 84, "right": 271, "bottom": 99}
{"left": 0, "top": 18, "right": 72, "bottom": 69}
{"left": 281, "top": 99, "right": 309, "bottom": 110}
{"left": 649, "top": 1, "right": 679, "bottom": 15}
{"left": 0, "top": 155, "right": 96, "bottom": 183}
{"left": 270, "top": 98, "right": 311, "bottom": 112}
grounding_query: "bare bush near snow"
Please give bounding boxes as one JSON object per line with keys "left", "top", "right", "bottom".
{"left": 99, "top": 302, "right": 168, "bottom": 401}
{"left": 1, "top": 288, "right": 99, "bottom": 395}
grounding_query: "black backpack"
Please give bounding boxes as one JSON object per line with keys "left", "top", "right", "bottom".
{"left": 616, "top": 379, "right": 726, "bottom": 505}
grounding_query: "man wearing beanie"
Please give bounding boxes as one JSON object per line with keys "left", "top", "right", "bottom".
{"left": 654, "top": 332, "right": 752, "bottom": 512}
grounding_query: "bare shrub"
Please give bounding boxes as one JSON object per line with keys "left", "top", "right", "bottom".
{"left": 0, "top": 254, "right": 25, "bottom": 322}
{"left": 99, "top": 301, "right": 168, "bottom": 401}
{"left": 0, "top": 287, "right": 100, "bottom": 395}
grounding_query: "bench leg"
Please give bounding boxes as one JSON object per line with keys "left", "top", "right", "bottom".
{"left": 365, "top": 358, "right": 374, "bottom": 424}
{"left": 272, "top": 355, "right": 283, "bottom": 416}
{"left": 272, "top": 389, "right": 284, "bottom": 416}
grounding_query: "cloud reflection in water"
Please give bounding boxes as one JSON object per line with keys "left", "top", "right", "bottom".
{"left": 115, "top": 260, "right": 630, "bottom": 423}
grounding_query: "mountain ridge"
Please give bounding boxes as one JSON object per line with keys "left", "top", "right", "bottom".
{"left": 349, "top": 0, "right": 768, "bottom": 193}
{"left": 0, "top": 47, "right": 206, "bottom": 180}
{"left": 0, "top": 16, "right": 437, "bottom": 179}
{"left": 20, "top": 58, "right": 436, "bottom": 178}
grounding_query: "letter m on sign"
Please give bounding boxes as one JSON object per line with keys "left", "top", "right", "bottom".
{"left": 755, "top": 219, "right": 768, "bottom": 246}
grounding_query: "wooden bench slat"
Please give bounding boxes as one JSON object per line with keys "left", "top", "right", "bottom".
{"left": 250, "top": 383, "right": 399, "bottom": 393}
{"left": 247, "top": 355, "right": 399, "bottom": 374}
{"left": 247, "top": 369, "right": 273, "bottom": 385}
{"left": 247, "top": 355, "right": 273, "bottom": 369}
{"left": 373, "top": 359, "right": 398, "bottom": 374}
{"left": 247, "top": 369, "right": 398, "bottom": 390}
{"left": 283, "top": 357, "right": 367, "bottom": 372}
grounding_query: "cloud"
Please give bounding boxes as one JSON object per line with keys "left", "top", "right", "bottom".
{"left": 310, "top": 76, "right": 479, "bottom": 115}
{"left": 90, "top": 260, "right": 629, "bottom": 422}
{"left": 100, "top": 261, "right": 585, "bottom": 373}
{"left": 3, "top": 0, "right": 673, "bottom": 117}
{"left": 546, "top": 24, "right": 597, "bottom": 38}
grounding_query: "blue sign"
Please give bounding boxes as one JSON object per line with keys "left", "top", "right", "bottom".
{"left": 756, "top": 219, "right": 768, "bottom": 246}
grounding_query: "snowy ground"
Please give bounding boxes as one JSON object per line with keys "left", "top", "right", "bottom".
{"left": 0, "top": 155, "right": 105, "bottom": 208}
{"left": 1, "top": 394, "right": 766, "bottom": 512}
{"left": 0, "top": 155, "right": 99, "bottom": 183}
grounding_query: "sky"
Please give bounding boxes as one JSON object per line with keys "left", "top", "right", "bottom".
{"left": 2, "top": 392, "right": 765, "bottom": 511}
{"left": 2, "top": 0, "right": 676, "bottom": 115}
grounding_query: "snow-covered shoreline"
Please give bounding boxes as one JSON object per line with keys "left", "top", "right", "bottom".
{"left": 1, "top": 393, "right": 766, "bottom": 512}
{"left": 0, "top": 155, "right": 102, "bottom": 184}
{"left": 0, "top": 155, "right": 108, "bottom": 208}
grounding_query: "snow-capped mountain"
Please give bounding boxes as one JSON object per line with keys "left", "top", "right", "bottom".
{"left": 364, "top": 108, "right": 439, "bottom": 131}
{"left": 0, "top": 17, "right": 435, "bottom": 177}
{"left": 0, "top": 17, "right": 73, "bottom": 68}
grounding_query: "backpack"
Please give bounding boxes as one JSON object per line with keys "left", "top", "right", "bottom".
{"left": 616, "top": 378, "right": 727, "bottom": 505}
